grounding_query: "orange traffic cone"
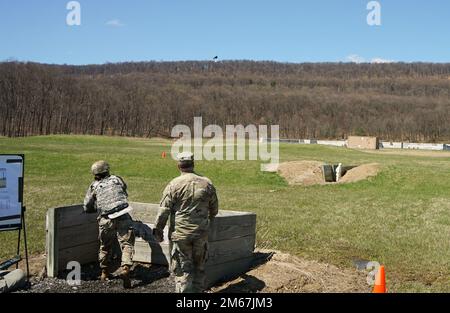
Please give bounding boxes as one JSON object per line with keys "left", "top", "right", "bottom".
{"left": 373, "top": 265, "right": 387, "bottom": 293}
{"left": 161, "top": 151, "right": 166, "bottom": 159}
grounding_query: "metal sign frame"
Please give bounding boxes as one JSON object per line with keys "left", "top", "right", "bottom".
{"left": 0, "top": 154, "right": 29, "bottom": 280}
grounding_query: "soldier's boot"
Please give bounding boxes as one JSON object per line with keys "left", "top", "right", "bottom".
{"left": 100, "top": 269, "right": 109, "bottom": 281}
{"left": 121, "top": 265, "right": 131, "bottom": 289}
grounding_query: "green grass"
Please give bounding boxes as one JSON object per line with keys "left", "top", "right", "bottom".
{"left": 0, "top": 135, "right": 449, "bottom": 292}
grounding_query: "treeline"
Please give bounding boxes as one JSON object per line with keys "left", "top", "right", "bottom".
{"left": 1, "top": 60, "right": 450, "bottom": 141}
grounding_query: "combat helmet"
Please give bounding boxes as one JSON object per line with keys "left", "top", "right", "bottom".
{"left": 91, "top": 160, "right": 110, "bottom": 175}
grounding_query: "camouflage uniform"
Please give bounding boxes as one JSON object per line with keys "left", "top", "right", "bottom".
{"left": 84, "top": 174, "right": 135, "bottom": 269}
{"left": 155, "top": 160, "right": 219, "bottom": 293}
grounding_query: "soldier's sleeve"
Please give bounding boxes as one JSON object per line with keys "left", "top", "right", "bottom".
{"left": 83, "top": 182, "right": 97, "bottom": 213}
{"left": 154, "top": 184, "right": 174, "bottom": 231}
{"left": 116, "top": 176, "right": 128, "bottom": 197}
{"left": 208, "top": 183, "right": 219, "bottom": 219}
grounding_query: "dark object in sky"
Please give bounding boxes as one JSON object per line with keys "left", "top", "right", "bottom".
{"left": 213, "top": 56, "right": 218, "bottom": 60}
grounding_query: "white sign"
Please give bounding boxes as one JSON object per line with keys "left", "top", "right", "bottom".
{"left": 0, "top": 155, "right": 24, "bottom": 231}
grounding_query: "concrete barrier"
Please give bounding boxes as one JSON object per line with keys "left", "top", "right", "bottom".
{"left": 316, "top": 140, "right": 347, "bottom": 147}
{"left": 380, "top": 141, "right": 403, "bottom": 149}
{"left": 402, "top": 143, "right": 445, "bottom": 150}
{"left": 46, "top": 202, "right": 256, "bottom": 287}
{"left": 262, "top": 137, "right": 450, "bottom": 152}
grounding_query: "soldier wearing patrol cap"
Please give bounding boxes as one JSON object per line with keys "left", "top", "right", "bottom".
{"left": 154, "top": 152, "right": 219, "bottom": 293}
{"left": 83, "top": 160, "right": 135, "bottom": 288}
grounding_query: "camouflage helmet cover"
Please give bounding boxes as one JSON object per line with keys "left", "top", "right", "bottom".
{"left": 91, "top": 160, "right": 110, "bottom": 175}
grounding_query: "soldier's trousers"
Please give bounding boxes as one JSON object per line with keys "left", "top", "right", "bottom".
{"left": 98, "top": 214, "right": 135, "bottom": 269}
{"left": 171, "top": 233, "right": 208, "bottom": 293}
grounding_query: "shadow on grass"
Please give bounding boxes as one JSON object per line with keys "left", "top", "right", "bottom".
{"left": 212, "top": 251, "right": 274, "bottom": 293}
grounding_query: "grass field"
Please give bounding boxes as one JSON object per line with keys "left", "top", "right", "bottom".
{"left": 0, "top": 135, "right": 449, "bottom": 292}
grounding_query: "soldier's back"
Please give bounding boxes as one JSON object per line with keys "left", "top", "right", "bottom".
{"left": 169, "top": 172, "right": 216, "bottom": 240}
{"left": 94, "top": 175, "right": 128, "bottom": 214}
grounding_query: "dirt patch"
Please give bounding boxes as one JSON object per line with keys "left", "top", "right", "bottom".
{"left": 276, "top": 161, "right": 380, "bottom": 186}
{"left": 13, "top": 250, "right": 370, "bottom": 293}
{"left": 338, "top": 163, "right": 380, "bottom": 183}
{"left": 277, "top": 161, "right": 325, "bottom": 186}
{"left": 18, "top": 254, "right": 46, "bottom": 276}
{"left": 212, "top": 250, "right": 370, "bottom": 293}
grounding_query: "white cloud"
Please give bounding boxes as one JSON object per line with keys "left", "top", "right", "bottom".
{"left": 370, "top": 57, "right": 394, "bottom": 64}
{"left": 106, "top": 19, "right": 125, "bottom": 27}
{"left": 346, "top": 54, "right": 365, "bottom": 63}
{"left": 346, "top": 54, "right": 395, "bottom": 64}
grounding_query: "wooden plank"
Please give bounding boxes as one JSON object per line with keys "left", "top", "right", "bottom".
{"left": 133, "top": 235, "right": 255, "bottom": 266}
{"left": 132, "top": 242, "right": 170, "bottom": 265}
{"left": 209, "top": 212, "right": 256, "bottom": 241}
{"left": 58, "top": 222, "right": 98, "bottom": 250}
{"left": 55, "top": 202, "right": 257, "bottom": 242}
{"left": 205, "top": 256, "right": 254, "bottom": 287}
{"left": 46, "top": 202, "right": 257, "bottom": 281}
{"left": 45, "top": 208, "right": 58, "bottom": 277}
{"left": 207, "top": 235, "right": 255, "bottom": 265}
{"left": 130, "top": 202, "right": 256, "bottom": 242}
{"left": 56, "top": 205, "right": 97, "bottom": 228}
{"left": 129, "top": 202, "right": 160, "bottom": 222}
{"left": 58, "top": 241, "right": 99, "bottom": 271}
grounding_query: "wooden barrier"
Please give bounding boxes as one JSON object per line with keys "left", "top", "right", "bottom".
{"left": 46, "top": 202, "right": 256, "bottom": 287}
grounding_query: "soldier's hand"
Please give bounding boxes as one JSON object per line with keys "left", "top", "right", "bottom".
{"left": 153, "top": 228, "right": 164, "bottom": 242}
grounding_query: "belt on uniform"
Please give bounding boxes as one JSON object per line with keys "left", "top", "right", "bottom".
{"left": 101, "top": 203, "right": 129, "bottom": 218}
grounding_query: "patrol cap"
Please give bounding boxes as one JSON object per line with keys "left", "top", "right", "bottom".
{"left": 91, "top": 160, "right": 110, "bottom": 175}
{"left": 177, "top": 151, "right": 194, "bottom": 162}
{"left": 177, "top": 152, "right": 194, "bottom": 169}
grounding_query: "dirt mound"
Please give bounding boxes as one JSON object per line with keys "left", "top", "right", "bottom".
{"left": 277, "top": 161, "right": 325, "bottom": 186}
{"left": 338, "top": 163, "right": 380, "bottom": 183}
{"left": 277, "top": 161, "right": 380, "bottom": 186}
{"left": 212, "top": 250, "right": 370, "bottom": 293}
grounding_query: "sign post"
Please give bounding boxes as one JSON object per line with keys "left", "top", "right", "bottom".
{"left": 0, "top": 154, "right": 29, "bottom": 280}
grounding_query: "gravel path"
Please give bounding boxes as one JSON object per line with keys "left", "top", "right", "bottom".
{"left": 21, "top": 262, "right": 175, "bottom": 293}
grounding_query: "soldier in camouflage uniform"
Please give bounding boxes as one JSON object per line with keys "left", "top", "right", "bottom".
{"left": 83, "top": 160, "right": 135, "bottom": 288}
{"left": 153, "top": 152, "right": 218, "bottom": 293}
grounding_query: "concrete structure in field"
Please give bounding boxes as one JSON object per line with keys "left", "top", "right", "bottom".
{"left": 46, "top": 202, "right": 256, "bottom": 287}
{"left": 347, "top": 136, "right": 379, "bottom": 150}
{"left": 316, "top": 140, "right": 347, "bottom": 147}
{"left": 261, "top": 137, "right": 450, "bottom": 152}
{"left": 402, "top": 142, "right": 445, "bottom": 151}
{"left": 379, "top": 141, "right": 404, "bottom": 149}
{"left": 380, "top": 141, "right": 449, "bottom": 151}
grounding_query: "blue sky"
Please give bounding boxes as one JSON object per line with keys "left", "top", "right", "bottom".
{"left": 0, "top": 0, "right": 449, "bottom": 65}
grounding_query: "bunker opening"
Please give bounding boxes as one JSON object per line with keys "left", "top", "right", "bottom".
{"left": 263, "top": 161, "right": 380, "bottom": 186}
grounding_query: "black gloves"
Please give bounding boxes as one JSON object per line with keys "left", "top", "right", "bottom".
{"left": 152, "top": 228, "right": 164, "bottom": 242}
